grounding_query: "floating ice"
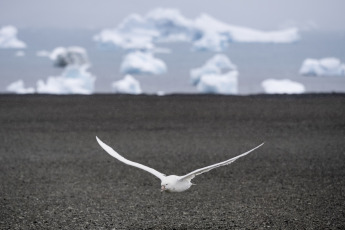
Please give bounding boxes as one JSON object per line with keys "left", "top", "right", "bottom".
{"left": 299, "top": 58, "right": 345, "bottom": 76}
{"left": 94, "top": 8, "right": 299, "bottom": 52}
{"left": 261, "top": 79, "right": 305, "bottom": 94}
{"left": 0, "top": 26, "right": 26, "bottom": 49}
{"left": 49, "top": 46, "right": 89, "bottom": 67}
{"left": 6, "top": 80, "right": 35, "bottom": 94}
{"left": 36, "top": 65, "right": 96, "bottom": 94}
{"left": 195, "top": 14, "right": 299, "bottom": 44}
{"left": 120, "top": 51, "right": 167, "bottom": 75}
{"left": 197, "top": 71, "right": 238, "bottom": 95}
{"left": 190, "top": 54, "right": 237, "bottom": 85}
{"left": 112, "top": 75, "right": 142, "bottom": 94}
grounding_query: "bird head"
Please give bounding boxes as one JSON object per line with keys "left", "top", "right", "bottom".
{"left": 160, "top": 175, "right": 179, "bottom": 192}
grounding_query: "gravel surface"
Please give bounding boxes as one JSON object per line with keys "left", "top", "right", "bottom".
{"left": 1, "top": 94, "right": 345, "bottom": 229}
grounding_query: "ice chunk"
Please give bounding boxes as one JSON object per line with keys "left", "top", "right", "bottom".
{"left": 94, "top": 8, "right": 300, "bottom": 52}
{"left": 261, "top": 79, "right": 305, "bottom": 94}
{"left": 197, "top": 71, "right": 238, "bottom": 95}
{"left": 299, "top": 58, "right": 345, "bottom": 76}
{"left": 6, "top": 80, "right": 35, "bottom": 94}
{"left": 120, "top": 51, "right": 167, "bottom": 75}
{"left": 0, "top": 26, "right": 26, "bottom": 49}
{"left": 190, "top": 54, "right": 237, "bottom": 85}
{"left": 112, "top": 75, "right": 142, "bottom": 94}
{"left": 36, "top": 65, "right": 95, "bottom": 94}
{"left": 49, "top": 46, "right": 89, "bottom": 67}
{"left": 195, "top": 14, "right": 299, "bottom": 44}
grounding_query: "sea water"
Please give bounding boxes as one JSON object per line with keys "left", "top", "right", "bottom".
{"left": 0, "top": 28, "right": 344, "bottom": 94}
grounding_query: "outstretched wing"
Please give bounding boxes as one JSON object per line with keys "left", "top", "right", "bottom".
{"left": 179, "top": 143, "right": 264, "bottom": 181}
{"left": 96, "top": 136, "right": 166, "bottom": 180}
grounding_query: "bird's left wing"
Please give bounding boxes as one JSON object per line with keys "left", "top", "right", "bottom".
{"left": 179, "top": 143, "right": 264, "bottom": 181}
{"left": 96, "top": 136, "right": 166, "bottom": 180}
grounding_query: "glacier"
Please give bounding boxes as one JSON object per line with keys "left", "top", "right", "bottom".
{"left": 94, "top": 8, "right": 300, "bottom": 52}
{"left": 112, "top": 75, "right": 142, "bottom": 94}
{"left": 261, "top": 79, "right": 305, "bottom": 94}
{"left": 299, "top": 57, "right": 345, "bottom": 76}
{"left": 120, "top": 51, "right": 167, "bottom": 75}
{"left": 0, "top": 26, "right": 26, "bottom": 49}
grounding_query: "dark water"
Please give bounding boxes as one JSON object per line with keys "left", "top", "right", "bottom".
{"left": 1, "top": 28, "right": 344, "bottom": 94}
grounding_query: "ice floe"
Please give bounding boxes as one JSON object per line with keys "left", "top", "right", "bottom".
{"left": 261, "top": 79, "right": 305, "bottom": 94}
{"left": 112, "top": 75, "right": 142, "bottom": 94}
{"left": 6, "top": 80, "right": 35, "bottom": 94}
{"left": 299, "top": 58, "right": 345, "bottom": 76}
{"left": 120, "top": 51, "right": 167, "bottom": 75}
{"left": 94, "top": 8, "right": 299, "bottom": 52}
{"left": 197, "top": 71, "right": 239, "bottom": 95}
{"left": 36, "top": 65, "right": 96, "bottom": 94}
{"left": 190, "top": 54, "right": 237, "bottom": 85}
{"left": 0, "top": 26, "right": 26, "bottom": 49}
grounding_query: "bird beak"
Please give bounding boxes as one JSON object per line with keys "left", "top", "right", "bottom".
{"left": 161, "top": 185, "right": 165, "bottom": 192}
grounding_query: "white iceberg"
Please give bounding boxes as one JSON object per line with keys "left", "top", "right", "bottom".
{"left": 195, "top": 14, "right": 299, "bottom": 44}
{"left": 112, "top": 75, "right": 142, "bottom": 94}
{"left": 94, "top": 8, "right": 299, "bottom": 52}
{"left": 120, "top": 51, "right": 167, "bottom": 75}
{"left": 6, "top": 80, "right": 35, "bottom": 94}
{"left": 0, "top": 26, "right": 26, "bottom": 49}
{"left": 36, "top": 65, "right": 95, "bottom": 94}
{"left": 197, "top": 71, "right": 238, "bottom": 95}
{"left": 49, "top": 46, "right": 89, "bottom": 67}
{"left": 261, "top": 79, "right": 305, "bottom": 94}
{"left": 190, "top": 54, "right": 237, "bottom": 85}
{"left": 299, "top": 57, "right": 345, "bottom": 76}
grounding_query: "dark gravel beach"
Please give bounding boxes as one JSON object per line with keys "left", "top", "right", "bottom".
{"left": 1, "top": 94, "right": 345, "bottom": 229}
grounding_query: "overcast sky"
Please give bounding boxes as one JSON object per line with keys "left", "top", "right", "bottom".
{"left": 1, "top": 0, "right": 344, "bottom": 31}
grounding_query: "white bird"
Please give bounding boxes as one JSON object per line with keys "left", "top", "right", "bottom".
{"left": 96, "top": 136, "right": 264, "bottom": 193}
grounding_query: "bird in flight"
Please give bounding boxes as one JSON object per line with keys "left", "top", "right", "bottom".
{"left": 96, "top": 136, "right": 264, "bottom": 193}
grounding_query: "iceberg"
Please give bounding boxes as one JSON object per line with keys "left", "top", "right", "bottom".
{"left": 112, "top": 75, "right": 142, "bottom": 94}
{"left": 195, "top": 14, "right": 299, "bottom": 44}
{"left": 36, "top": 65, "right": 96, "bottom": 94}
{"left": 261, "top": 79, "right": 305, "bottom": 94}
{"left": 299, "top": 58, "right": 345, "bottom": 76}
{"left": 190, "top": 54, "right": 237, "bottom": 85}
{"left": 197, "top": 71, "right": 238, "bottom": 95}
{"left": 6, "top": 80, "right": 35, "bottom": 94}
{"left": 49, "top": 46, "right": 89, "bottom": 67}
{"left": 120, "top": 51, "right": 167, "bottom": 75}
{"left": 94, "top": 8, "right": 299, "bottom": 52}
{"left": 0, "top": 26, "right": 26, "bottom": 49}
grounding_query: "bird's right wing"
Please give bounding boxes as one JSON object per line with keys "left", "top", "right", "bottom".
{"left": 96, "top": 136, "right": 166, "bottom": 180}
{"left": 179, "top": 143, "right": 264, "bottom": 181}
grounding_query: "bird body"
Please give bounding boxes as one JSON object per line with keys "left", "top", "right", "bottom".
{"left": 96, "top": 136, "right": 263, "bottom": 193}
